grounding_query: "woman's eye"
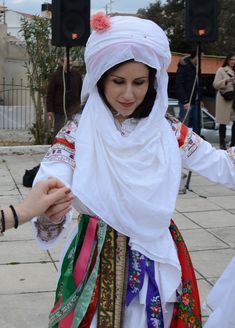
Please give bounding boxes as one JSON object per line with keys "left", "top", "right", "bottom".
{"left": 113, "top": 79, "right": 124, "bottom": 85}
{"left": 134, "top": 80, "right": 146, "bottom": 86}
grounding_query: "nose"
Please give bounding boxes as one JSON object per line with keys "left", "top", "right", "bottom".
{"left": 122, "top": 84, "right": 134, "bottom": 100}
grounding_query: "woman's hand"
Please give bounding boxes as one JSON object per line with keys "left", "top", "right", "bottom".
{"left": 226, "top": 77, "right": 235, "bottom": 83}
{"left": 16, "top": 178, "right": 73, "bottom": 223}
{"left": 44, "top": 186, "right": 74, "bottom": 223}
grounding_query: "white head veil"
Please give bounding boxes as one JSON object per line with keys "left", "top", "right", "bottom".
{"left": 72, "top": 15, "right": 182, "bottom": 263}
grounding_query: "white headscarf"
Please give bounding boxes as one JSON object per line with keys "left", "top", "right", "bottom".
{"left": 72, "top": 15, "right": 182, "bottom": 264}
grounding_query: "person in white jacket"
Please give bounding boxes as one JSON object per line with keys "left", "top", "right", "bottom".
{"left": 32, "top": 13, "right": 235, "bottom": 328}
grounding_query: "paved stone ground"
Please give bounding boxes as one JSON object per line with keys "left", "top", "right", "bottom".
{"left": 0, "top": 147, "right": 235, "bottom": 327}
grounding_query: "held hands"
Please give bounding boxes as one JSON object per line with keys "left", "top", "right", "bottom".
{"left": 17, "top": 178, "right": 73, "bottom": 224}
{"left": 44, "top": 182, "right": 74, "bottom": 222}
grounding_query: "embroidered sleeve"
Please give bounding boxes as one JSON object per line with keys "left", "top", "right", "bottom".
{"left": 43, "top": 118, "right": 79, "bottom": 169}
{"left": 166, "top": 113, "right": 202, "bottom": 157}
{"left": 166, "top": 114, "right": 235, "bottom": 189}
{"left": 33, "top": 117, "right": 79, "bottom": 249}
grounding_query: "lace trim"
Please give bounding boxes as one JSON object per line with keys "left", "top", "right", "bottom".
{"left": 227, "top": 147, "right": 235, "bottom": 165}
{"left": 34, "top": 216, "right": 65, "bottom": 242}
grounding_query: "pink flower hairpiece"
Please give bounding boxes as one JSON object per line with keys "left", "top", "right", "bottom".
{"left": 90, "top": 12, "right": 111, "bottom": 32}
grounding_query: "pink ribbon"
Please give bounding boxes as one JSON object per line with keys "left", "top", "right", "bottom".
{"left": 58, "top": 216, "right": 98, "bottom": 328}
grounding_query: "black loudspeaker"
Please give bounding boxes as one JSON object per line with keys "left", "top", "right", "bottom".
{"left": 185, "top": 0, "right": 218, "bottom": 42}
{"left": 51, "top": 0, "right": 90, "bottom": 47}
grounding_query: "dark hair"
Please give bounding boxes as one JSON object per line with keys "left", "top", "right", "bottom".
{"left": 97, "top": 60, "right": 157, "bottom": 119}
{"left": 222, "top": 53, "right": 235, "bottom": 69}
{"left": 66, "top": 101, "right": 82, "bottom": 120}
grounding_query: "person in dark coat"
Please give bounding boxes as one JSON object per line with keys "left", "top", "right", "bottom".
{"left": 175, "top": 51, "right": 201, "bottom": 135}
{"left": 47, "top": 58, "right": 83, "bottom": 138}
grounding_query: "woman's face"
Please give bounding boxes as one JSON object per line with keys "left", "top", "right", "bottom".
{"left": 228, "top": 56, "right": 235, "bottom": 68}
{"left": 103, "top": 61, "right": 149, "bottom": 123}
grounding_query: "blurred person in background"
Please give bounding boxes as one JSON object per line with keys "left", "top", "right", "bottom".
{"left": 47, "top": 57, "right": 83, "bottom": 138}
{"left": 213, "top": 53, "right": 235, "bottom": 149}
{"left": 175, "top": 50, "right": 201, "bottom": 135}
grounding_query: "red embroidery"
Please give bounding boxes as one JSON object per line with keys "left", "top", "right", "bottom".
{"left": 178, "top": 124, "right": 188, "bottom": 148}
{"left": 53, "top": 138, "right": 75, "bottom": 150}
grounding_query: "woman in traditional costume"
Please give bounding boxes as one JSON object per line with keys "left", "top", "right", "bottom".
{"left": 32, "top": 13, "right": 235, "bottom": 328}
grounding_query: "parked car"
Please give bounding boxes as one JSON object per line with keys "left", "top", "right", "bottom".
{"left": 167, "top": 98, "right": 231, "bottom": 144}
{"left": 167, "top": 98, "right": 216, "bottom": 130}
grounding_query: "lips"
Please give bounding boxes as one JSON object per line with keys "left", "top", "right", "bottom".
{"left": 119, "top": 102, "right": 135, "bottom": 107}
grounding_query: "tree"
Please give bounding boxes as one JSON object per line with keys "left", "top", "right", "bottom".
{"left": 138, "top": 0, "right": 192, "bottom": 53}
{"left": 138, "top": 0, "right": 235, "bottom": 56}
{"left": 138, "top": 1, "right": 164, "bottom": 26}
{"left": 206, "top": 0, "right": 235, "bottom": 55}
{"left": 20, "top": 16, "right": 85, "bottom": 144}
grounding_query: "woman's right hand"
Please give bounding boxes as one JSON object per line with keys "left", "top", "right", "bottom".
{"left": 44, "top": 184, "right": 73, "bottom": 223}
{"left": 227, "top": 77, "right": 235, "bottom": 83}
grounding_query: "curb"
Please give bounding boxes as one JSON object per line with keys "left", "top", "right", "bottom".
{"left": 0, "top": 145, "right": 50, "bottom": 155}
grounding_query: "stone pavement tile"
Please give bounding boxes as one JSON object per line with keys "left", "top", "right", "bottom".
{"left": 176, "top": 197, "right": 221, "bottom": 213}
{"left": 181, "top": 228, "right": 229, "bottom": 252}
{"left": 2, "top": 153, "right": 37, "bottom": 164}
{"left": 190, "top": 248, "right": 235, "bottom": 279}
{"left": 177, "top": 189, "right": 198, "bottom": 199}
{"left": 0, "top": 195, "right": 23, "bottom": 207}
{"left": 208, "top": 226, "right": 235, "bottom": 247}
{"left": 197, "top": 278, "right": 212, "bottom": 317}
{"left": 0, "top": 240, "right": 51, "bottom": 264}
{"left": 189, "top": 174, "right": 216, "bottom": 187}
{"left": 0, "top": 185, "right": 19, "bottom": 196}
{"left": 0, "top": 292, "right": 54, "bottom": 328}
{"left": 173, "top": 212, "right": 200, "bottom": 230}
{"left": 207, "top": 195, "right": 235, "bottom": 210}
{"left": 194, "top": 270, "right": 204, "bottom": 280}
{"left": 0, "top": 175, "right": 16, "bottom": 187}
{"left": 0, "top": 262, "right": 57, "bottom": 294}
{"left": 184, "top": 209, "right": 235, "bottom": 228}
{"left": 190, "top": 184, "right": 235, "bottom": 197}
{"left": 206, "top": 277, "right": 218, "bottom": 286}
{"left": 0, "top": 169, "right": 10, "bottom": 178}
{"left": 32, "top": 153, "right": 45, "bottom": 161}
{"left": 2, "top": 222, "right": 34, "bottom": 241}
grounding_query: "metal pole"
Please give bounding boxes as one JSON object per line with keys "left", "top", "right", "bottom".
{"left": 66, "top": 46, "right": 70, "bottom": 91}
{"left": 186, "top": 42, "right": 202, "bottom": 190}
{"left": 3, "top": 0, "right": 5, "bottom": 24}
{"left": 197, "top": 42, "right": 202, "bottom": 136}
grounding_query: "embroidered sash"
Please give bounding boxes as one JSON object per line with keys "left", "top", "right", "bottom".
{"left": 170, "top": 220, "right": 202, "bottom": 328}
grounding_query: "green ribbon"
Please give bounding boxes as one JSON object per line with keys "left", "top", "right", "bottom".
{"left": 48, "top": 216, "right": 107, "bottom": 327}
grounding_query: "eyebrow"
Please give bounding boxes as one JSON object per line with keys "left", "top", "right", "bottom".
{"left": 110, "top": 74, "right": 149, "bottom": 79}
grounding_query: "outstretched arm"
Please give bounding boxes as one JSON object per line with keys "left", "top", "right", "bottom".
{"left": 0, "top": 178, "right": 73, "bottom": 232}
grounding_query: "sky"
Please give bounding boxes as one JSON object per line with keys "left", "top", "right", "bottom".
{"left": 3, "top": 0, "right": 153, "bottom": 15}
